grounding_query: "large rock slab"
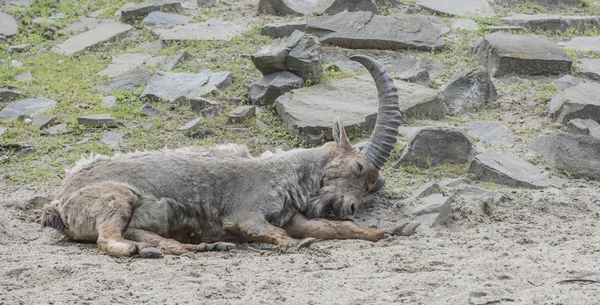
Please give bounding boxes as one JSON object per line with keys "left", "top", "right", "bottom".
{"left": 472, "top": 32, "right": 571, "bottom": 77}
{"left": 437, "top": 66, "right": 497, "bottom": 115}
{"left": 500, "top": 15, "right": 600, "bottom": 33}
{"left": 0, "top": 12, "right": 18, "bottom": 37}
{"left": 140, "top": 70, "right": 233, "bottom": 104}
{"left": 97, "top": 53, "right": 153, "bottom": 77}
{"left": 257, "top": 0, "right": 379, "bottom": 16}
{"left": 120, "top": 0, "right": 182, "bottom": 23}
{"left": 96, "top": 67, "right": 153, "bottom": 94}
{"left": 0, "top": 97, "right": 57, "bottom": 121}
{"left": 580, "top": 58, "right": 600, "bottom": 81}
{"left": 464, "top": 121, "right": 513, "bottom": 145}
{"left": 549, "top": 83, "right": 600, "bottom": 124}
{"left": 529, "top": 132, "right": 600, "bottom": 180}
{"left": 470, "top": 153, "right": 550, "bottom": 189}
{"left": 396, "top": 127, "right": 472, "bottom": 168}
{"left": 52, "top": 22, "right": 134, "bottom": 56}
{"left": 306, "top": 11, "right": 447, "bottom": 51}
{"left": 77, "top": 114, "right": 118, "bottom": 128}
{"left": 564, "top": 36, "right": 600, "bottom": 52}
{"left": 248, "top": 72, "right": 304, "bottom": 106}
{"left": 153, "top": 19, "right": 246, "bottom": 41}
{"left": 275, "top": 75, "right": 444, "bottom": 144}
{"left": 416, "top": 0, "right": 495, "bottom": 17}
{"left": 261, "top": 22, "right": 306, "bottom": 39}
{"left": 141, "top": 11, "right": 191, "bottom": 26}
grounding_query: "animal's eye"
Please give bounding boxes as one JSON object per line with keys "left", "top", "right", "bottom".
{"left": 356, "top": 162, "right": 363, "bottom": 173}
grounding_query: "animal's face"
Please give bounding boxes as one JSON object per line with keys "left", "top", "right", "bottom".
{"left": 306, "top": 120, "right": 380, "bottom": 220}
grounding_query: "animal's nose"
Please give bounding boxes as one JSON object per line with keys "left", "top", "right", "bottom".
{"left": 350, "top": 203, "right": 357, "bottom": 215}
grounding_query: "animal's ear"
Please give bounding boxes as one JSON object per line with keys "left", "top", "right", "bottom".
{"left": 332, "top": 118, "right": 352, "bottom": 149}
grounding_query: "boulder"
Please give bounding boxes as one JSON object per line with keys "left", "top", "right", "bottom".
{"left": 564, "top": 36, "right": 600, "bottom": 52}
{"left": 500, "top": 15, "right": 600, "bottom": 33}
{"left": 0, "top": 88, "right": 23, "bottom": 102}
{"left": 77, "top": 114, "right": 118, "bottom": 128}
{"left": 260, "top": 22, "right": 306, "bottom": 38}
{"left": 179, "top": 117, "right": 202, "bottom": 130}
{"left": 141, "top": 11, "right": 191, "bottom": 26}
{"left": 8, "top": 44, "right": 31, "bottom": 53}
{"left": 251, "top": 31, "right": 303, "bottom": 75}
{"left": 248, "top": 72, "right": 304, "bottom": 106}
{"left": 97, "top": 53, "right": 153, "bottom": 77}
{"left": 529, "top": 132, "right": 600, "bottom": 180}
{"left": 412, "top": 194, "right": 453, "bottom": 227}
{"left": 189, "top": 98, "right": 217, "bottom": 113}
{"left": 306, "top": 11, "right": 447, "bottom": 51}
{"left": 396, "top": 127, "right": 472, "bottom": 168}
{"left": 0, "top": 12, "right": 18, "bottom": 37}
{"left": 46, "top": 123, "right": 68, "bottom": 135}
{"left": 257, "top": 0, "right": 379, "bottom": 16}
{"left": 549, "top": 83, "right": 600, "bottom": 124}
{"left": 275, "top": 75, "right": 444, "bottom": 144}
{"left": 416, "top": 0, "right": 495, "bottom": 17}
{"left": 0, "top": 97, "right": 57, "bottom": 121}
{"left": 96, "top": 67, "right": 153, "bottom": 94}
{"left": 580, "top": 58, "right": 600, "bottom": 81}
{"left": 470, "top": 153, "right": 550, "bottom": 189}
{"left": 228, "top": 106, "right": 256, "bottom": 123}
{"left": 472, "top": 32, "right": 571, "bottom": 77}
{"left": 140, "top": 70, "right": 233, "bottom": 104}
{"left": 120, "top": 0, "right": 182, "bottom": 24}
{"left": 551, "top": 75, "right": 579, "bottom": 91}
{"left": 566, "top": 119, "right": 600, "bottom": 136}
{"left": 463, "top": 121, "right": 513, "bottom": 146}
{"left": 437, "top": 66, "right": 497, "bottom": 115}
{"left": 153, "top": 19, "right": 246, "bottom": 41}
{"left": 52, "top": 22, "right": 133, "bottom": 56}
{"left": 30, "top": 115, "right": 56, "bottom": 130}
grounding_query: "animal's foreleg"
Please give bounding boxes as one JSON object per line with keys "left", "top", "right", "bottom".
{"left": 222, "top": 212, "right": 298, "bottom": 247}
{"left": 124, "top": 228, "right": 235, "bottom": 255}
{"left": 283, "top": 214, "right": 419, "bottom": 242}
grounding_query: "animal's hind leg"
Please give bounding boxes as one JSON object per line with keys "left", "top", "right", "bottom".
{"left": 61, "top": 183, "right": 162, "bottom": 258}
{"left": 124, "top": 228, "right": 235, "bottom": 255}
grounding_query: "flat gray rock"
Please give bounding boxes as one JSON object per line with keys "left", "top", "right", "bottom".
{"left": 190, "top": 98, "right": 217, "bottom": 113}
{"left": 140, "top": 103, "right": 161, "bottom": 117}
{"left": 120, "top": 0, "right": 182, "bottom": 23}
{"left": 306, "top": 11, "right": 447, "bottom": 51}
{"left": 566, "top": 119, "right": 600, "bottom": 135}
{"left": 101, "top": 96, "right": 118, "bottom": 108}
{"left": 248, "top": 72, "right": 304, "bottom": 106}
{"left": 464, "top": 121, "right": 514, "bottom": 145}
{"left": 323, "top": 52, "right": 419, "bottom": 75}
{"left": 145, "top": 55, "right": 169, "bottom": 68}
{"left": 0, "top": 97, "right": 57, "bottom": 121}
{"left": 52, "top": 22, "right": 134, "bottom": 56}
{"left": 0, "top": 12, "right": 18, "bottom": 37}
{"left": 500, "top": 14, "right": 600, "bottom": 33}
{"left": 77, "top": 114, "right": 118, "bottom": 128}
{"left": 409, "top": 182, "right": 442, "bottom": 200}
{"left": 102, "top": 132, "right": 124, "bottom": 148}
{"left": 257, "top": 0, "right": 379, "bottom": 16}
{"left": 62, "top": 17, "right": 112, "bottom": 34}
{"left": 396, "top": 127, "right": 472, "bottom": 168}
{"left": 470, "top": 153, "right": 550, "bottom": 189}
{"left": 16, "top": 71, "right": 33, "bottom": 82}
{"left": 0, "top": 88, "right": 23, "bottom": 102}
{"left": 96, "top": 67, "right": 152, "bottom": 94}
{"left": 261, "top": 22, "right": 306, "bottom": 38}
{"left": 529, "top": 132, "right": 600, "bottom": 180}
{"left": 487, "top": 26, "right": 526, "bottom": 33}
{"left": 398, "top": 126, "right": 421, "bottom": 138}
{"left": 8, "top": 44, "right": 31, "bottom": 53}
{"left": 31, "top": 115, "right": 56, "bottom": 130}
{"left": 451, "top": 19, "right": 479, "bottom": 31}
{"left": 275, "top": 75, "right": 444, "bottom": 144}
{"left": 179, "top": 117, "right": 202, "bottom": 130}
{"left": 140, "top": 70, "right": 233, "bottom": 104}
{"left": 437, "top": 66, "right": 497, "bottom": 115}
{"left": 141, "top": 11, "right": 191, "bottom": 26}
{"left": 162, "top": 50, "right": 188, "bottom": 71}
{"left": 228, "top": 106, "right": 256, "bottom": 123}
{"left": 564, "top": 36, "right": 600, "bottom": 52}
{"left": 153, "top": 19, "right": 246, "bottom": 41}
{"left": 581, "top": 58, "right": 600, "bottom": 81}
{"left": 549, "top": 83, "right": 600, "bottom": 124}
{"left": 394, "top": 69, "right": 431, "bottom": 87}
{"left": 413, "top": 194, "right": 453, "bottom": 227}
{"left": 46, "top": 123, "right": 68, "bottom": 135}
{"left": 251, "top": 31, "right": 304, "bottom": 75}
{"left": 200, "top": 107, "right": 222, "bottom": 118}
{"left": 551, "top": 75, "right": 579, "bottom": 91}
{"left": 472, "top": 32, "right": 571, "bottom": 77}
{"left": 416, "top": 0, "right": 495, "bottom": 17}
{"left": 97, "top": 53, "right": 153, "bottom": 77}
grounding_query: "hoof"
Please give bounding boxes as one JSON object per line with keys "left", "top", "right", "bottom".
{"left": 139, "top": 246, "right": 164, "bottom": 259}
{"left": 197, "top": 242, "right": 236, "bottom": 252}
{"left": 296, "top": 237, "right": 317, "bottom": 249}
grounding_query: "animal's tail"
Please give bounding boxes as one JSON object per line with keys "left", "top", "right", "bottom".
{"left": 41, "top": 201, "right": 66, "bottom": 233}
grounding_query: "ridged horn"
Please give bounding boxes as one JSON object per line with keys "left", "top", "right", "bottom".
{"left": 350, "top": 55, "right": 401, "bottom": 170}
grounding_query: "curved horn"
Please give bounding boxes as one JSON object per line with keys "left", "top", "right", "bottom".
{"left": 350, "top": 55, "right": 401, "bottom": 170}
